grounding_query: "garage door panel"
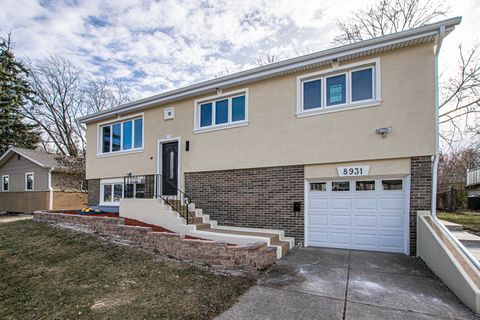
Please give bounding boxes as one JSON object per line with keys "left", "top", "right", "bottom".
{"left": 330, "top": 198, "right": 351, "bottom": 210}
{"left": 308, "top": 214, "right": 328, "bottom": 226}
{"left": 379, "top": 197, "right": 404, "bottom": 210}
{"left": 329, "top": 232, "right": 351, "bottom": 245}
{"left": 353, "top": 198, "right": 377, "bottom": 210}
{"left": 307, "top": 178, "right": 406, "bottom": 253}
{"left": 354, "top": 215, "right": 377, "bottom": 228}
{"left": 379, "top": 215, "right": 404, "bottom": 228}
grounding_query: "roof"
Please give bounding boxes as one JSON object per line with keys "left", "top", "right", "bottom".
{"left": 77, "top": 16, "right": 462, "bottom": 124}
{"left": 0, "top": 147, "right": 70, "bottom": 170}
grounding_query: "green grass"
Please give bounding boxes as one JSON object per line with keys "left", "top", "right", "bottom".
{"left": 0, "top": 220, "right": 254, "bottom": 320}
{"left": 438, "top": 212, "right": 480, "bottom": 235}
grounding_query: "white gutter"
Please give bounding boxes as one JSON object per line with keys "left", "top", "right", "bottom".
{"left": 430, "top": 26, "right": 480, "bottom": 270}
{"left": 48, "top": 167, "right": 54, "bottom": 210}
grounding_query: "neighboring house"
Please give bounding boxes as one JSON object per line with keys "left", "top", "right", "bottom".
{"left": 0, "top": 147, "right": 87, "bottom": 213}
{"left": 77, "top": 17, "right": 461, "bottom": 256}
{"left": 467, "top": 167, "right": 480, "bottom": 210}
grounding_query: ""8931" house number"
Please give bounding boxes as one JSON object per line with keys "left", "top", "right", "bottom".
{"left": 337, "top": 166, "right": 370, "bottom": 177}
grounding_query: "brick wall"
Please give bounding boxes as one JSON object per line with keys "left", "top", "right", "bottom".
{"left": 34, "top": 212, "right": 277, "bottom": 273}
{"left": 87, "top": 179, "right": 100, "bottom": 206}
{"left": 185, "top": 165, "right": 305, "bottom": 245}
{"left": 410, "top": 156, "right": 433, "bottom": 255}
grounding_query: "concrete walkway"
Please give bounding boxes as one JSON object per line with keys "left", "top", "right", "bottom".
{"left": 216, "top": 248, "right": 479, "bottom": 320}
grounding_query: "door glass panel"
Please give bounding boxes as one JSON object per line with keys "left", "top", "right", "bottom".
{"left": 169, "top": 151, "right": 174, "bottom": 179}
{"left": 310, "top": 182, "right": 326, "bottom": 191}
{"left": 113, "top": 184, "right": 122, "bottom": 202}
{"left": 356, "top": 180, "right": 375, "bottom": 191}
{"left": 382, "top": 179, "right": 403, "bottom": 190}
{"left": 103, "top": 184, "right": 112, "bottom": 202}
{"left": 332, "top": 181, "right": 350, "bottom": 191}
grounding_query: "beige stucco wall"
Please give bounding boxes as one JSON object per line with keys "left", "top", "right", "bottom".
{"left": 86, "top": 42, "right": 435, "bottom": 182}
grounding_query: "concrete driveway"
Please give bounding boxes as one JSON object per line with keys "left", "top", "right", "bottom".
{"left": 217, "top": 248, "right": 479, "bottom": 320}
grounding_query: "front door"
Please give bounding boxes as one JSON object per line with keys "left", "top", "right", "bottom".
{"left": 162, "top": 141, "right": 178, "bottom": 196}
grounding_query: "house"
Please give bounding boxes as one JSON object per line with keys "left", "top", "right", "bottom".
{"left": 77, "top": 17, "right": 461, "bottom": 257}
{"left": 0, "top": 147, "right": 87, "bottom": 213}
{"left": 467, "top": 167, "right": 480, "bottom": 210}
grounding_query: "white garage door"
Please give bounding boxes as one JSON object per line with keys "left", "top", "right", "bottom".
{"left": 307, "top": 178, "right": 407, "bottom": 253}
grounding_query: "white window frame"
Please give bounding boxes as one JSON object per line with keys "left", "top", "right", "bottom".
{"left": 193, "top": 88, "right": 249, "bottom": 133}
{"left": 296, "top": 58, "right": 381, "bottom": 118}
{"left": 25, "top": 172, "right": 34, "bottom": 191}
{"left": 96, "top": 113, "right": 145, "bottom": 157}
{"left": 99, "top": 178, "right": 124, "bottom": 206}
{"left": 1, "top": 175, "right": 9, "bottom": 192}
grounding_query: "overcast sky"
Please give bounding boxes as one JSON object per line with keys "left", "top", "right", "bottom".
{"left": 1, "top": 0, "right": 478, "bottom": 100}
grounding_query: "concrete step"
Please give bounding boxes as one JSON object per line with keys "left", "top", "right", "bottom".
{"left": 199, "top": 227, "right": 290, "bottom": 257}
{"left": 450, "top": 230, "right": 480, "bottom": 247}
{"left": 462, "top": 245, "right": 480, "bottom": 261}
{"left": 194, "top": 223, "right": 211, "bottom": 230}
{"left": 440, "top": 219, "right": 464, "bottom": 231}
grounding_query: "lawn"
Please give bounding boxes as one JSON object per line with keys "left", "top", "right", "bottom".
{"left": 0, "top": 220, "right": 254, "bottom": 319}
{"left": 438, "top": 211, "right": 480, "bottom": 235}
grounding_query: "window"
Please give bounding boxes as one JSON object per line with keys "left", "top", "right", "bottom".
{"left": 298, "top": 60, "right": 378, "bottom": 116}
{"left": 382, "top": 179, "right": 403, "bottom": 191}
{"left": 310, "top": 182, "right": 326, "bottom": 191}
{"left": 303, "top": 80, "right": 322, "bottom": 110}
{"left": 332, "top": 181, "right": 350, "bottom": 191}
{"left": 101, "top": 182, "right": 123, "bottom": 204}
{"left": 2, "top": 175, "right": 9, "bottom": 192}
{"left": 326, "top": 74, "right": 346, "bottom": 106}
{"left": 99, "top": 116, "right": 143, "bottom": 155}
{"left": 196, "top": 90, "right": 248, "bottom": 131}
{"left": 356, "top": 180, "right": 375, "bottom": 191}
{"left": 25, "top": 172, "right": 34, "bottom": 191}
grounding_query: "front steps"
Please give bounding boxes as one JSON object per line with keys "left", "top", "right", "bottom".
{"left": 119, "top": 198, "right": 294, "bottom": 259}
{"left": 440, "top": 219, "right": 480, "bottom": 260}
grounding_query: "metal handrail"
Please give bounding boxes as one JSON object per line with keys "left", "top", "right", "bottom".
{"left": 123, "top": 174, "right": 194, "bottom": 224}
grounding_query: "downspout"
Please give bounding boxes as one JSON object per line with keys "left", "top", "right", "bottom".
{"left": 431, "top": 26, "right": 480, "bottom": 270}
{"left": 431, "top": 25, "right": 445, "bottom": 218}
{"left": 48, "top": 167, "right": 54, "bottom": 210}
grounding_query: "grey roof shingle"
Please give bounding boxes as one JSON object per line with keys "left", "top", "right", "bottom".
{"left": 0, "top": 147, "right": 70, "bottom": 170}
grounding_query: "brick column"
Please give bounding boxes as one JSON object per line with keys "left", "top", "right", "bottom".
{"left": 410, "top": 156, "right": 433, "bottom": 255}
{"left": 87, "top": 179, "right": 100, "bottom": 206}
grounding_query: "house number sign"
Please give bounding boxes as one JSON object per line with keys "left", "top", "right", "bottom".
{"left": 337, "top": 166, "right": 370, "bottom": 177}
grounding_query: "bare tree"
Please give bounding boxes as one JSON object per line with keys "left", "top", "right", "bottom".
{"left": 22, "top": 54, "right": 131, "bottom": 157}
{"left": 438, "top": 148, "right": 480, "bottom": 192}
{"left": 256, "top": 54, "right": 280, "bottom": 66}
{"left": 333, "top": 0, "right": 480, "bottom": 149}
{"left": 333, "top": 0, "right": 448, "bottom": 45}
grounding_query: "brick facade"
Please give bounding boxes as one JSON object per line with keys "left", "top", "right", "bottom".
{"left": 87, "top": 179, "right": 100, "bottom": 206}
{"left": 185, "top": 165, "right": 305, "bottom": 245}
{"left": 34, "top": 212, "right": 277, "bottom": 273}
{"left": 410, "top": 156, "right": 433, "bottom": 255}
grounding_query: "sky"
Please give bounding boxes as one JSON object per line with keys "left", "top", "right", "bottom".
{"left": 0, "top": 0, "right": 479, "bottom": 110}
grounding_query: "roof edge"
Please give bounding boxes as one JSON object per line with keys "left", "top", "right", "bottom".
{"left": 77, "top": 16, "right": 462, "bottom": 124}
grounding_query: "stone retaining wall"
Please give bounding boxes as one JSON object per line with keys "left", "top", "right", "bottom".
{"left": 34, "top": 212, "right": 277, "bottom": 273}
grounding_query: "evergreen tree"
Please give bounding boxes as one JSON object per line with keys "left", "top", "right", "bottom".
{"left": 0, "top": 33, "right": 40, "bottom": 156}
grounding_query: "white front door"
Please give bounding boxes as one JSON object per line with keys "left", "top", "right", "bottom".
{"left": 306, "top": 178, "right": 407, "bottom": 253}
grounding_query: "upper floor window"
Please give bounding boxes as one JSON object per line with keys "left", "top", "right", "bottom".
{"left": 195, "top": 89, "right": 248, "bottom": 132}
{"left": 2, "top": 175, "right": 9, "bottom": 192}
{"left": 297, "top": 59, "right": 380, "bottom": 117}
{"left": 25, "top": 172, "right": 34, "bottom": 191}
{"left": 99, "top": 116, "right": 143, "bottom": 155}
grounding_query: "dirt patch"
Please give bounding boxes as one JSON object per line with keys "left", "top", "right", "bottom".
{"left": 91, "top": 295, "right": 135, "bottom": 311}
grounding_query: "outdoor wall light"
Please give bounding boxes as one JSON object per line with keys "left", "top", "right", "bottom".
{"left": 375, "top": 126, "right": 392, "bottom": 138}
{"left": 186, "top": 141, "right": 190, "bottom": 151}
